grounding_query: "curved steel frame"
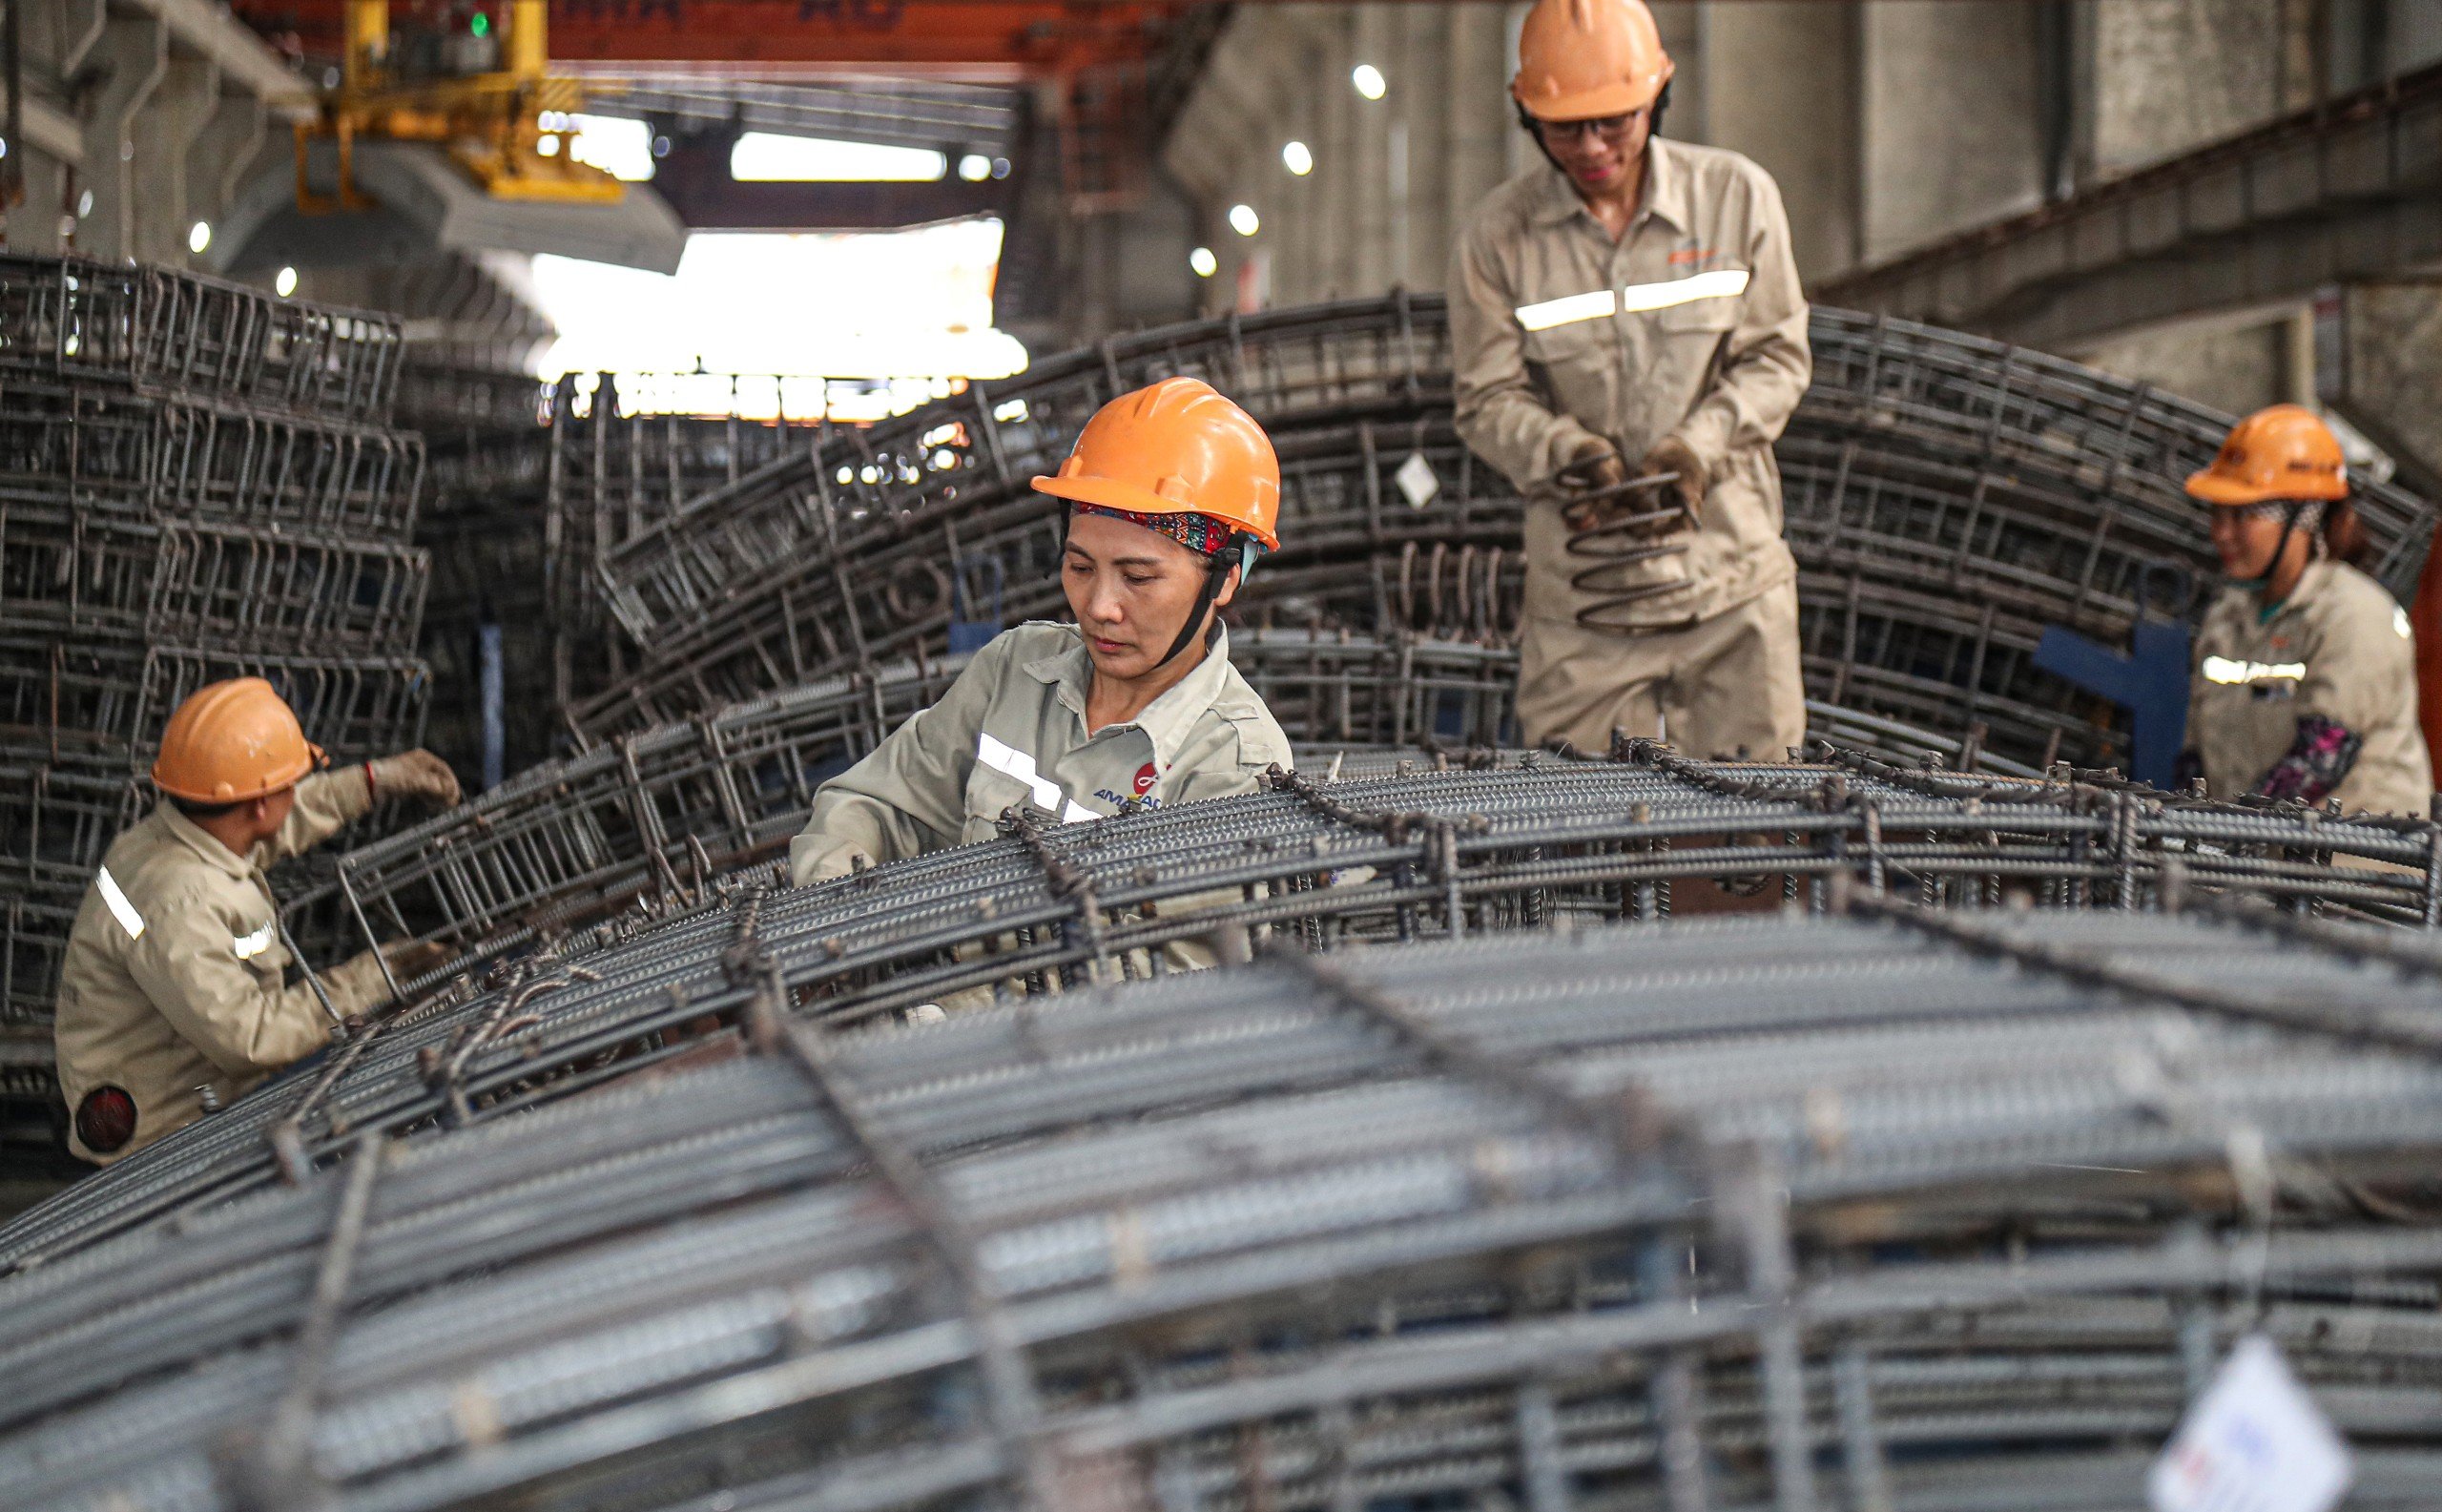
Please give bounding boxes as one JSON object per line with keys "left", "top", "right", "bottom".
{"left": 10, "top": 903, "right": 2442, "bottom": 1511}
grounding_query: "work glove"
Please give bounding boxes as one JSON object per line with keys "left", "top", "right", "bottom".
{"left": 1637, "top": 435, "right": 1710, "bottom": 528}
{"left": 369, "top": 750, "right": 463, "bottom": 810}
{"left": 326, "top": 939, "right": 459, "bottom": 1014}
{"left": 1554, "top": 434, "right": 1628, "bottom": 496}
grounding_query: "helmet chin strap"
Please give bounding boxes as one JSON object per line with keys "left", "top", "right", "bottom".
{"left": 2231, "top": 501, "right": 2307, "bottom": 594}
{"left": 1151, "top": 548, "right": 1243, "bottom": 670}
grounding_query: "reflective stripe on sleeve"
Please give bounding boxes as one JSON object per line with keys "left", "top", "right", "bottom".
{"left": 232, "top": 921, "right": 276, "bottom": 960}
{"left": 96, "top": 867, "right": 145, "bottom": 941}
{"left": 976, "top": 734, "right": 1098, "bottom": 824}
{"left": 2202, "top": 655, "right": 2307, "bottom": 686}
{"left": 1615, "top": 267, "right": 1750, "bottom": 314}
{"left": 1514, "top": 288, "right": 1617, "bottom": 332}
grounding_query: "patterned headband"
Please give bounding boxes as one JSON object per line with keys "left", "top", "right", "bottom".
{"left": 2231, "top": 498, "right": 2327, "bottom": 530}
{"left": 1070, "top": 503, "right": 1236, "bottom": 557}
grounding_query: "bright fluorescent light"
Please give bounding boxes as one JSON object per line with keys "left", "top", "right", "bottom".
{"left": 569, "top": 114, "right": 654, "bottom": 181}
{"left": 731, "top": 134, "right": 947, "bottom": 182}
{"left": 958, "top": 154, "right": 991, "bottom": 182}
{"left": 1282, "top": 140, "right": 1313, "bottom": 176}
{"left": 1190, "top": 246, "right": 1218, "bottom": 278}
{"left": 1229, "top": 203, "right": 1260, "bottom": 237}
{"left": 1352, "top": 64, "right": 1387, "bottom": 100}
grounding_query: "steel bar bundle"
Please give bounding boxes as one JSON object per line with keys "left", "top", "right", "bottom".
{"left": 2, "top": 741, "right": 2428, "bottom": 1271}
{"left": 0, "top": 258, "right": 437, "bottom": 1150}
{"left": 0, "top": 255, "right": 404, "bottom": 424}
{"left": 280, "top": 632, "right": 2052, "bottom": 971}
{"left": 10, "top": 902, "right": 2442, "bottom": 1510}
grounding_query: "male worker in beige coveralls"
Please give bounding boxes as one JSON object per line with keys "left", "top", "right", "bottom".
{"left": 52, "top": 678, "right": 458, "bottom": 1165}
{"left": 1451, "top": 0, "right": 1811, "bottom": 757}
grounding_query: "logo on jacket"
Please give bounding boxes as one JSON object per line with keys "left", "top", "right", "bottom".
{"left": 1668, "top": 245, "right": 1724, "bottom": 267}
{"left": 1133, "top": 762, "right": 1158, "bottom": 796}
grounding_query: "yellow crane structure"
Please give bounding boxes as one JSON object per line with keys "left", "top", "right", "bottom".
{"left": 296, "top": 0, "right": 624, "bottom": 211}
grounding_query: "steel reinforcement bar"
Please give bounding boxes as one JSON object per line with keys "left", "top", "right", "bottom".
{"left": 9, "top": 907, "right": 2442, "bottom": 1511}
{"left": 569, "top": 301, "right": 2436, "bottom": 772}
{"left": 7, "top": 742, "right": 2437, "bottom": 1268}
{"left": 0, "top": 255, "right": 405, "bottom": 425}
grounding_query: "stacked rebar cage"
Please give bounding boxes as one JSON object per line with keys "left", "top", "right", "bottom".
{"left": 408, "top": 372, "right": 827, "bottom": 781}
{"left": 12, "top": 829, "right": 2442, "bottom": 1510}
{"left": 573, "top": 296, "right": 2434, "bottom": 771}
{"left": 0, "top": 256, "right": 433, "bottom": 1155}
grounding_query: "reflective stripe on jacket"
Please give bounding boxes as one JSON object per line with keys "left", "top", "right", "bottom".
{"left": 1451, "top": 138, "right": 1811, "bottom": 629}
{"left": 790, "top": 622, "right": 1292, "bottom": 884}
{"left": 52, "top": 769, "right": 389, "bottom": 1164}
{"left": 2189, "top": 558, "right": 2434, "bottom": 816}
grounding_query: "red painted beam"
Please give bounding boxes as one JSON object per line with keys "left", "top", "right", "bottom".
{"left": 237, "top": 0, "right": 1187, "bottom": 76}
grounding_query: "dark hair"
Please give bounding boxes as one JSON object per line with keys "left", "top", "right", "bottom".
{"left": 2322, "top": 497, "right": 2370, "bottom": 567}
{"left": 1513, "top": 81, "right": 1671, "bottom": 170}
{"left": 170, "top": 796, "right": 246, "bottom": 821}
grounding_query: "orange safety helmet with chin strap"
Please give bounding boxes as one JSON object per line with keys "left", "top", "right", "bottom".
{"left": 1032, "top": 376, "right": 1282, "bottom": 668}
{"left": 2184, "top": 404, "right": 2349, "bottom": 507}
{"left": 1512, "top": 0, "right": 1675, "bottom": 123}
{"left": 151, "top": 677, "right": 325, "bottom": 805}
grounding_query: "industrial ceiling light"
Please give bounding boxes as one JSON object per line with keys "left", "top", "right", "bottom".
{"left": 187, "top": 221, "right": 211, "bottom": 254}
{"left": 1352, "top": 64, "right": 1387, "bottom": 100}
{"left": 536, "top": 134, "right": 561, "bottom": 157}
{"left": 1229, "top": 204, "right": 1260, "bottom": 237}
{"left": 1190, "top": 246, "right": 1218, "bottom": 278}
{"left": 958, "top": 154, "right": 991, "bottom": 182}
{"left": 275, "top": 266, "right": 299, "bottom": 298}
{"left": 1282, "top": 141, "right": 1314, "bottom": 176}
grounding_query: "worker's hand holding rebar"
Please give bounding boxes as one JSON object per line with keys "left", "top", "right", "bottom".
{"left": 382, "top": 938, "right": 459, "bottom": 984}
{"left": 1637, "top": 435, "right": 1709, "bottom": 528}
{"left": 1554, "top": 435, "right": 1628, "bottom": 497}
{"left": 370, "top": 750, "right": 463, "bottom": 810}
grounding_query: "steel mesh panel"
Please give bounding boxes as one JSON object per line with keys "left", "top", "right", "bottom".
{"left": 9, "top": 907, "right": 2442, "bottom": 1511}
{"left": 0, "top": 255, "right": 404, "bottom": 425}
{"left": 3, "top": 745, "right": 2432, "bottom": 1274}
{"left": 569, "top": 299, "right": 2435, "bottom": 774}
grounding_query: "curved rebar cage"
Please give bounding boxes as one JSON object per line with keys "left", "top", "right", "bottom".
{"left": 9, "top": 742, "right": 2437, "bottom": 1274}
{"left": 10, "top": 903, "right": 2442, "bottom": 1511}
{"left": 573, "top": 297, "right": 2435, "bottom": 774}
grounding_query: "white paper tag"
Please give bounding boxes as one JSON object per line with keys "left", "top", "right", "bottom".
{"left": 2148, "top": 1335, "right": 2352, "bottom": 1512}
{"left": 1394, "top": 451, "right": 1439, "bottom": 509}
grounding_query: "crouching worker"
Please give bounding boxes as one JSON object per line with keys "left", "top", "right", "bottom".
{"left": 2181, "top": 404, "right": 2433, "bottom": 816}
{"left": 790, "top": 376, "right": 1292, "bottom": 886}
{"left": 53, "top": 678, "right": 462, "bottom": 1165}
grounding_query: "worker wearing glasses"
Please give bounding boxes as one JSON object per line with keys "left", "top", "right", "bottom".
{"left": 1450, "top": 0, "right": 1811, "bottom": 760}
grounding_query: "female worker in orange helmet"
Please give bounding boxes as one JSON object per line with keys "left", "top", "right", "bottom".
{"left": 2179, "top": 404, "right": 2432, "bottom": 815}
{"left": 789, "top": 376, "right": 1292, "bottom": 887}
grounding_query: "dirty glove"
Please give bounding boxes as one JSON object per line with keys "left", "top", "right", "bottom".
{"left": 324, "top": 939, "right": 459, "bottom": 1014}
{"left": 369, "top": 750, "right": 462, "bottom": 810}
{"left": 1637, "top": 435, "right": 1710, "bottom": 528}
{"left": 1554, "top": 434, "right": 1628, "bottom": 496}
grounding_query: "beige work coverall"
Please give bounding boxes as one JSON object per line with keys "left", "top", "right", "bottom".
{"left": 790, "top": 621, "right": 1292, "bottom": 884}
{"left": 52, "top": 769, "right": 396, "bottom": 1164}
{"left": 1452, "top": 139, "right": 1812, "bottom": 758}
{"left": 2188, "top": 559, "right": 2433, "bottom": 817}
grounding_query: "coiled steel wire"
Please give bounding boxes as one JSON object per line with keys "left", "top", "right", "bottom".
{"left": 569, "top": 299, "right": 2436, "bottom": 772}
{"left": 7, "top": 742, "right": 2437, "bottom": 1274}
{"left": 9, "top": 902, "right": 2442, "bottom": 1510}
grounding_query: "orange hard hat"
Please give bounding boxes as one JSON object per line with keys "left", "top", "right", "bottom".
{"left": 151, "top": 677, "right": 324, "bottom": 804}
{"left": 1031, "top": 377, "right": 1282, "bottom": 550}
{"left": 1512, "top": 0, "right": 1674, "bottom": 122}
{"left": 2185, "top": 404, "right": 2349, "bottom": 507}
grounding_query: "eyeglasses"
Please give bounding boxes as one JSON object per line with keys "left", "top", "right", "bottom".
{"left": 1536, "top": 112, "right": 1645, "bottom": 146}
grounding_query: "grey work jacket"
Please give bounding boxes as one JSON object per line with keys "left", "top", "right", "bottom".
{"left": 790, "top": 622, "right": 1292, "bottom": 884}
{"left": 2189, "top": 558, "right": 2433, "bottom": 817}
{"left": 1451, "top": 138, "right": 1811, "bottom": 630}
{"left": 52, "top": 769, "right": 388, "bottom": 1164}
